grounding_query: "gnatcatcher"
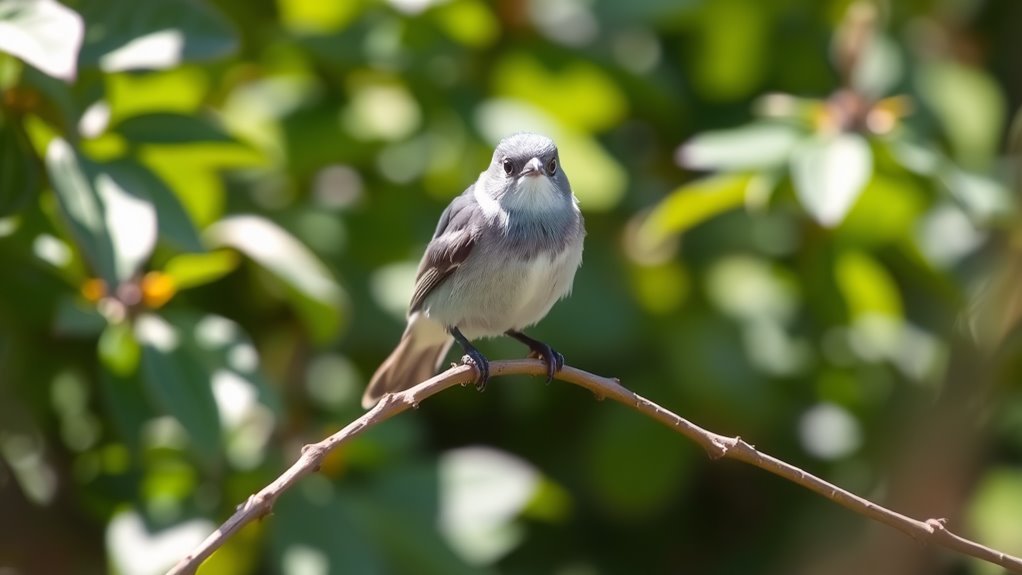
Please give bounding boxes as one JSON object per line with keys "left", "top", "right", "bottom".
{"left": 362, "top": 133, "right": 586, "bottom": 408}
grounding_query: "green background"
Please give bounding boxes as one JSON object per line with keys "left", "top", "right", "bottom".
{"left": 1, "top": 0, "right": 1021, "bottom": 573}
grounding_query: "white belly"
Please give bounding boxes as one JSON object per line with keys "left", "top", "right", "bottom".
{"left": 421, "top": 238, "right": 583, "bottom": 339}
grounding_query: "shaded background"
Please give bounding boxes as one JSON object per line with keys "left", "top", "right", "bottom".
{"left": 1, "top": 0, "right": 1022, "bottom": 573}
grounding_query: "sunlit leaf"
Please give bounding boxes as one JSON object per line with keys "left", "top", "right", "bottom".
{"left": 46, "top": 138, "right": 158, "bottom": 286}
{"left": 837, "top": 174, "right": 926, "bottom": 247}
{"left": 106, "top": 66, "right": 210, "bottom": 121}
{"left": 439, "top": 447, "right": 539, "bottom": 565}
{"left": 791, "top": 133, "right": 873, "bottom": 227}
{"left": 78, "top": 0, "right": 237, "bottom": 73}
{"left": 102, "top": 159, "right": 204, "bottom": 252}
{"left": 276, "top": 0, "right": 361, "bottom": 34}
{"left": 692, "top": 0, "right": 768, "bottom": 100}
{"left": 163, "top": 250, "right": 239, "bottom": 290}
{"left": 432, "top": 0, "right": 500, "bottom": 48}
{"left": 111, "top": 113, "right": 235, "bottom": 145}
{"left": 834, "top": 250, "right": 902, "bottom": 320}
{"left": 98, "top": 321, "right": 141, "bottom": 376}
{"left": 107, "top": 509, "right": 216, "bottom": 575}
{"left": 140, "top": 143, "right": 264, "bottom": 227}
{"left": 0, "top": 111, "right": 38, "bottom": 217}
{"left": 644, "top": 173, "right": 751, "bottom": 238}
{"left": 134, "top": 313, "right": 222, "bottom": 463}
{"left": 206, "top": 216, "right": 346, "bottom": 343}
{"left": 0, "top": 0, "right": 84, "bottom": 81}
{"left": 677, "top": 123, "right": 803, "bottom": 171}
{"left": 493, "top": 53, "right": 627, "bottom": 132}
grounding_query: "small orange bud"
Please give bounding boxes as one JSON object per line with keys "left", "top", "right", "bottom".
{"left": 141, "top": 272, "right": 177, "bottom": 309}
{"left": 81, "top": 278, "right": 107, "bottom": 303}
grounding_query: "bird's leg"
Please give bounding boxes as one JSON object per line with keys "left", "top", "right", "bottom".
{"left": 506, "top": 330, "right": 564, "bottom": 384}
{"left": 450, "top": 327, "right": 490, "bottom": 391}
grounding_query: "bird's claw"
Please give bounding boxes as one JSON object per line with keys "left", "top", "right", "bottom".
{"left": 527, "top": 345, "right": 564, "bottom": 384}
{"left": 460, "top": 351, "right": 490, "bottom": 391}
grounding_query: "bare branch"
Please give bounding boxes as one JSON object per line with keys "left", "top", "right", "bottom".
{"left": 168, "top": 360, "right": 1022, "bottom": 574}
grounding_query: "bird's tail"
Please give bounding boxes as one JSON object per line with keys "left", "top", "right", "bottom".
{"left": 362, "top": 313, "right": 453, "bottom": 409}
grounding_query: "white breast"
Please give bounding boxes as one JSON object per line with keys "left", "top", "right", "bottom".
{"left": 508, "top": 238, "right": 584, "bottom": 330}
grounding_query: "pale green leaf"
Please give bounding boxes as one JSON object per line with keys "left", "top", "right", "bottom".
{"left": 205, "top": 215, "right": 346, "bottom": 343}
{"left": 644, "top": 173, "right": 751, "bottom": 237}
{"left": 677, "top": 123, "right": 804, "bottom": 171}
{"left": 163, "top": 250, "right": 240, "bottom": 290}
{"left": 917, "top": 62, "right": 1005, "bottom": 168}
{"left": 791, "top": 133, "right": 873, "bottom": 227}
{"left": 0, "top": 0, "right": 83, "bottom": 81}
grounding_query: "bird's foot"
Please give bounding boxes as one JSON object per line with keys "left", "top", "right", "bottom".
{"left": 450, "top": 327, "right": 490, "bottom": 392}
{"left": 459, "top": 350, "right": 490, "bottom": 391}
{"left": 507, "top": 330, "right": 564, "bottom": 384}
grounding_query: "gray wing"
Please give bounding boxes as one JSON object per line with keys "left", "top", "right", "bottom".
{"left": 408, "top": 186, "right": 482, "bottom": 314}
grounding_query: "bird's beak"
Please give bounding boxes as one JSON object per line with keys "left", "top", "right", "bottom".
{"left": 522, "top": 157, "right": 543, "bottom": 177}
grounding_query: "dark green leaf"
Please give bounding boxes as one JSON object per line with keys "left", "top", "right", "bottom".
{"left": 134, "top": 312, "right": 222, "bottom": 464}
{"left": 78, "top": 0, "right": 238, "bottom": 72}
{"left": 112, "top": 113, "right": 235, "bottom": 145}
{"left": 0, "top": 111, "right": 38, "bottom": 217}
{"left": 53, "top": 296, "right": 105, "bottom": 337}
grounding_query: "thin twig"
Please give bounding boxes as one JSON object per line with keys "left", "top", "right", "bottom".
{"left": 167, "top": 360, "right": 1022, "bottom": 574}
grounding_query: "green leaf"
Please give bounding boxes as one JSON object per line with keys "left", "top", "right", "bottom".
{"left": 677, "top": 123, "right": 804, "bottom": 172}
{"left": 46, "top": 138, "right": 151, "bottom": 286}
{"left": 102, "top": 159, "right": 204, "bottom": 252}
{"left": 134, "top": 312, "right": 222, "bottom": 464}
{"left": 917, "top": 62, "right": 1005, "bottom": 168}
{"left": 163, "top": 250, "right": 239, "bottom": 290}
{"left": 791, "top": 133, "right": 873, "bottom": 227}
{"left": 944, "top": 169, "right": 1015, "bottom": 224}
{"left": 0, "top": 0, "right": 84, "bottom": 81}
{"left": 78, "top": 0, "right": 238, "bottom": 73}
{"left": 53, "top": 296, "right": 105, "bottom": 337}
{"left": 111, "top": 113, "right": 235, "bottom": 145}
{"left": 0, "top": 111, "right": 38, "bottom": 217}
{"left": 206, "top": 215, "right": 347, "bottom": 343}
{"left": 99, "top": 321, "right": 141, "bottom": 376}
{"left": 644, "top": 173, "right": 751, "bottom": 238}
{"left": 98, "top": 369, "right": 153, "bottom": 453}
{"left": 834, "top": 250, "right": 902, "bottom": 320}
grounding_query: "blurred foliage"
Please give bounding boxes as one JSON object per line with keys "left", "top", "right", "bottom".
{"left": 1, "top": 0, "right": 1021, "bottom": 574}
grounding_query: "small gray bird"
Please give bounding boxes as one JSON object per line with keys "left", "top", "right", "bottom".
{"left": 362, "top": 133, "right": 585, "bottom": 408}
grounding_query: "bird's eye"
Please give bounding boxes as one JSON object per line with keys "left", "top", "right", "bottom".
{"left": 502, "top": 159, "right": 514, "bottom": 176}
{"left": 546, "top": 157, "right": 557, "bottom": 175}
